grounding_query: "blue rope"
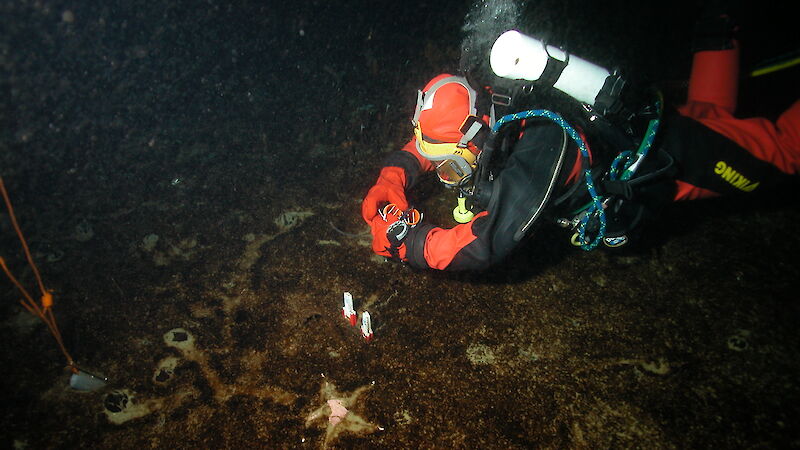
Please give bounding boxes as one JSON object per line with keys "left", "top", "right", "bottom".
{"left": 493, "top": 110, "right": 605, "bottom": 250}
{"left": 609, "top": 112, "right": 660, "bottom": 182}
{"left": 610, "top": 93, "right": 663, "bottom": 184}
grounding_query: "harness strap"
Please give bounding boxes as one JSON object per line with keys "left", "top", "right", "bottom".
{"left": 459, "top": 115, "right": 488, "bottom": 148}
{"left": 538, "top": 41, "right": 569, "bottom": 89}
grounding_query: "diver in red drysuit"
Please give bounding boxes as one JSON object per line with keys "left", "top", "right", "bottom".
{"left": 672, "top": 41, "right": 800, "bottom": 200}
{"left": 361, "top": 31, "right": 800, "bottom": 271}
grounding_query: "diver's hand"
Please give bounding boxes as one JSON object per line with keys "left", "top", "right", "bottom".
{"left": 361, "top": 166, "right": 409, "bottom": 224}
{"left": 368, "top": 215, "right": 407, "bottom": 261}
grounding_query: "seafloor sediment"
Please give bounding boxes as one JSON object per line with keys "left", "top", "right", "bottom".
{"left": 2, "top": 1, "right": 799, "bottom": 448}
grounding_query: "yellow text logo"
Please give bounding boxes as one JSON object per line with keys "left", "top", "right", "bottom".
{"left": 714, "top": 161, "right": 759, "bottom": 192}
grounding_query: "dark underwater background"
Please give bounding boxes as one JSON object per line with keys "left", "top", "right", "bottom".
{"left": 2, "top": 0, "right": 799, "bottom": 448}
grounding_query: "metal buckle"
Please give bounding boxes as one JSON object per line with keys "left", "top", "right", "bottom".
{"left": 491, "top": 93, "right": 512, "bottom": 107}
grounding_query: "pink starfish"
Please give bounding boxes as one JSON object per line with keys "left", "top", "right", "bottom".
{"left": 327, "top": 399, "right": 348, "bottom": 425}
{"left": 304, "top": 376, "right": 381, "bottom": 448}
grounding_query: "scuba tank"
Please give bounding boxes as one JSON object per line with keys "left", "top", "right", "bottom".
{"left": 462, "top": 30, "right": 675, "bottom": 250}
{"left": 490, "top": 30, "right": 627, "bottom": 116}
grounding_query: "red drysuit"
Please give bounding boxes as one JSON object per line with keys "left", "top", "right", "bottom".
{"left": 362, "top": 47, "right": 799, "bottom": 271}
{"left": 674, "top": 43, "right": 800, "bottom": 200}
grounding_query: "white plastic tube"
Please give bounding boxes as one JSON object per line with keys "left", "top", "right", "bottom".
{"left": 342, "top": 292, "right": 356, "bottom": 326}
{"left": 360, "top": 311, "right": 373, "bottom": 341}
{"left": 490, "top": 30, "right": 611, "bottom": 105}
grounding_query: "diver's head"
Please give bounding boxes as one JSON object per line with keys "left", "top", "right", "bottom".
{"left": 411, "top": 74, "right": 487, "bottom": 187}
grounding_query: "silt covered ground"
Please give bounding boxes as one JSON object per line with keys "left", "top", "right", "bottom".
{"left": 2, "top": 0, "right": 799, "bottom": 448}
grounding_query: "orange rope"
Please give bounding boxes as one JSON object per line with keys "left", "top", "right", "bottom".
{"left": 0, "top": 178, "right": 48, "bottom": 301}
{"left": 0, "top": 176, "right": 76, "bottom": 371}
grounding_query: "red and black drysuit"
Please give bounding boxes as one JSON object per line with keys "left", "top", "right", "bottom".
{"left": 361, "top": 44, "right": 800, "bottom": 271}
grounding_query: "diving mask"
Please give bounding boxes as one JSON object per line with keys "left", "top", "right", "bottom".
{"left": 413, "top": 124, "right": 478, "bottom": 186}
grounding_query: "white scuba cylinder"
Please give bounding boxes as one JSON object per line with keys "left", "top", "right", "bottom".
{"left": 490, "top": 30, "right": 611, "bottom": 106}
